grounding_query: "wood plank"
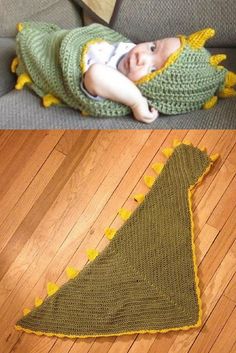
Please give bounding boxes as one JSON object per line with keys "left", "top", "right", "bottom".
{"left": 208, "top": 307, "right": 236, "bottom": 353}
{"left": 0, "top": 131, "right": 64, "bottom": 223}
{"left": 224, "top": 272, "right": 236, "bottom": 303}
{"left": 188, "top": 295, "right": 235, "bottom": 353}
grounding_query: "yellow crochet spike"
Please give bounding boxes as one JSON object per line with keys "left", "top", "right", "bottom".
{"left": 81, "top": 110, "right": 90, "bottom": 116}
{"left": 35, "top": 297, "right": 43, "bottom": 307}
{"left": 42, "top": 94, "right": 61, "bottom": 108}
{"left": 144, "top": 175, "right": 156, "bottom": 188}
{"left": 16, "top": 22, "right": 24, "bottom": 32}
{"left": 210, "top": 54, "right": 227, "bottom": 67}
{"left": 162, "top": 147, "right": 174, "bottom": 158}
{"left": 152, "top": 162, "right": 164, "bottom": 174}
{"left": 133, "top": 193, "right": 145, "bottom": 203}
{"left": 199, "top": 146, "right": 207, "bottom": 152}
{"left": 202, "top": 96, "right": 218, "bottom": 109}
{"left": 23, "top": 308, "right": 31, "bottom": 316}
{"left": 218, "top": 87, "right": 236, "bottom": 98}
{"left": 66, "top": 267, "right": 79, "bottom": 279}
{"left": 47, "top": 282, "right": 59, "bottom": 297}
{"left": 187, "top": 28, "right": 215, "bottom": 49}
{"left": 15, "top": 73, "right": 32, "bottom": 90}
{"left": 224, "top": 71, "right": 236, "bottom": 88}
{"left": 210, "top": 153, "right": 220, "bottom": 162}
{"left": 104, "top": 228, "right": 117, "bottom": 240}
{"left": 11, "top": 57, "right": 19, "bottom": 73}
{"left": 86, "top": 249, "right": 99, "bottom": 261}
{"left": 173, "top": 139, "right": 181, "bottom": 148}
{"left": 118, "top": 208, "right": 132, "bottom": 220}
{"left": 182, "top": 140, "right": 192, "bottom": 146}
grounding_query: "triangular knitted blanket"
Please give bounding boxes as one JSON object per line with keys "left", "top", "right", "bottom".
{"left": 15, "top": 141, "right": 219, "bottom": 338}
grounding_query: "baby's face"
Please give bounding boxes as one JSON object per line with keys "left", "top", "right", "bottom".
{"left": 117, "top": 37, "right": 181, "bottom": 81}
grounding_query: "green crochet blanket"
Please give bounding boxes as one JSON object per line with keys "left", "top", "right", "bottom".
{"left": 15, "top": 140, "right": 219, "bottom": 338}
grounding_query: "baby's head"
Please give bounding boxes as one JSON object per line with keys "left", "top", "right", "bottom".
{"left": 117, "top": 37, "right": 181, "bottom": 81}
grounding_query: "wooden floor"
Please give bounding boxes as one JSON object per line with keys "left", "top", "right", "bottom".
{"left": 0, "top": 129, "right": 235, "bottom": 353}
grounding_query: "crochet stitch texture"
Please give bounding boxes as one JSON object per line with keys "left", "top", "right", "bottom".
{"left": 15, "top": 141, "right": 219, "bottom": 339}
{"left": 13, "top": 22, "right": 236, "bottom": 116}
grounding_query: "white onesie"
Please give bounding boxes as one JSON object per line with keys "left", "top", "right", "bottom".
{"left": 81, "top": 41, "right": 136, "bottom": 100}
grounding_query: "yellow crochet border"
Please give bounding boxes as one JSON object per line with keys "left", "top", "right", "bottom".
{"left": 15, "top": 148, "right": 214, "bottom": 339}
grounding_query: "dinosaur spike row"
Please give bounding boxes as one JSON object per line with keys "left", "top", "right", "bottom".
{"left": 11, "top": 57, "right": 19, "bottom": 73}
{"left": 173, "top": 139, "right": 181, "bottom": 148}
{"left": 210, "top": 153, "right": 220, "bottom": 162}
{"left": 152, "top": 162, "right": 164, "bottom": 174}
{"left": 162, "top": 147, "right": 174, "bottom": 158}
{"left": 144, "top": 175, "right": 156, "bottom": 188}
{"left": 86, "top": 249, "right": 99, "bottom": 261}
{"left": 23, "top": 308, "right": 31, "bottom": 316}
{"left": 210, "top": 54, "right": 227, "bottom": 66}
{"left": 47, "top": 282, "right": 59, "bottom": 296}
{"left": 16, "top": 22, "right": 24, "bottom": 32}
{"left": 104, "top": 228, "right": 117, "bottom": 240}
{"left": 118, "top": 208, "right": 132, "bottom": 220}
{"left": 15, "top": 73, "right": 32, "bottom": 90}
{"left": 66, "top": 267, "right": 79, "bottom": 279}
{"left": 202, "top": 96, "right": 218, "bottom": 110}
{"left": 182, "top": 140, "right": 192, "bottom": 146}
{"left": 187, "top": 28, "right": 215, "bottom": 49}
{"left": 133, "top": 193, "right": 145, "bottom": 203}
{"left": 218, "top": 87, "right": 236, "bottom": 98}
{"left": 42, "top": 94, "right": 61, "bottom": 108}
{"left": 224, "top": 71, "right": 236, "bottom": 88}
{"left": 35, "top": 297, "right": 43, "bottom": 307}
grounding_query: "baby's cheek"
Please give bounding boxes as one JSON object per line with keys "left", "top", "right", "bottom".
{"left": 128, "top": 68, "right": 148, "bottom": 81}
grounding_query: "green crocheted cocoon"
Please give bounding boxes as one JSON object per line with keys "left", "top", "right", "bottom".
{"left": 15, "top": 142, "right": 218, "bottom": 339}
{"left": 15, "top": 22, "right": 132, "bottom": 117}
{"left": 15, "top": 22, "right": 230, "bottom": 116}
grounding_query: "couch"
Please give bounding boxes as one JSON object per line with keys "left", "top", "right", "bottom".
{"left": 0, "top": 0, "right": 235, "bottom": 129}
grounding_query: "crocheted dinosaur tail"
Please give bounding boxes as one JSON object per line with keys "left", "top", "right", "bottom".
{"left": 15, "top": 141, "right": 219, "bottom": 339}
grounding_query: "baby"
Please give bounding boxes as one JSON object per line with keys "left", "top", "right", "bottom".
{"left": 82, "top": 37, "right": 181, "bottom": 123}
{"left": 13, "top": 23, "right": 236, "bottom": 122}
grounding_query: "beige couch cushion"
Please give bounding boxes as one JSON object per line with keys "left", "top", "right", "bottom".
{"left": 72, "top": 0, "right": 116, "bottom": 25}
{"left": 0, "top": 0, "right": 83, "bottom": 37}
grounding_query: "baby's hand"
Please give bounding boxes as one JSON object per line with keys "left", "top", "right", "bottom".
{"left": 131, "top": 97, "right": 159, "bottom": 123}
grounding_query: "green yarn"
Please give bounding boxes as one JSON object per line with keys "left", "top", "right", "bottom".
{"left": 15, "top": 22, "right": 230, "bottom": 116}
{"left": 15, "top": 22, "right": 132, "bottom": 117}
{"left": 15, "top": 143, "right": 215, "bottom": 338}
{"left": 138, "top": 44, "right": 227, "bottom": 114}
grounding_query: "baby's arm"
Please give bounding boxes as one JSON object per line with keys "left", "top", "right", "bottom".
{"left": 83, "top": 64, "right": 158, "bottom": 123}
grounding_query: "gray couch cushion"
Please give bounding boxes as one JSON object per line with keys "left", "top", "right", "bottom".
{"left": 0, "top": 0, "right": 83, "bottom": 37}
{"left": 110, "top": 0, "right": 236, "bottom": 47}
{"left": 0, "top": 38, "right": 16, "bottom": 96}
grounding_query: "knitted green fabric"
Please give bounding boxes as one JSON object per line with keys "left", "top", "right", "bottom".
{"left": 15, "top": 21, "right": 132, "bottom": 117}
{"left": 15, "top": 142, "right": 219, "bottom": 338}
{"left": 13, "top": 22, "right": 236, "bottom": 116}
